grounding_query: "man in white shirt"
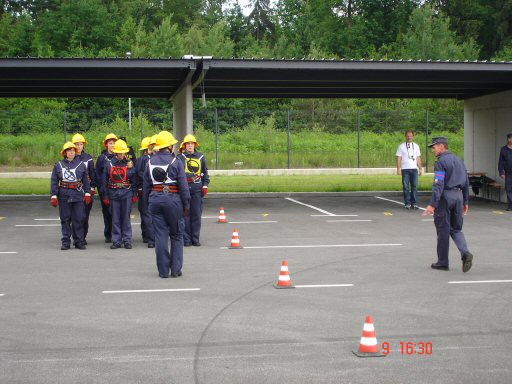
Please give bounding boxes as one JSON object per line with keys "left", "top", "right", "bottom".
{"left": 396, "top": 129, "right": 423, "bottom": 209}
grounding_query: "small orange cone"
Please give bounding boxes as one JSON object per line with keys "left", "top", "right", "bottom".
{"left": 353, "top": 315, "right": 385, "bottom": 357}
{"left": 218, "top": 207, "right": 227, "bottom": 223}
{"left": 228, "top": 228, "right": 243, "bottom": 249}
{"left": 274, "top": 261, "right": 295, "bottom": 289}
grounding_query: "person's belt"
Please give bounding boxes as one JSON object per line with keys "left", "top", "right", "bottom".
{"left": 59, "top": 181, "right": 81, "bottom": 189}
{"left": 187, "top": 175, "right": 202, "bottom": 183}
{"left": 445, "top": 187, "right": 461, "bottom": 191}
{"left": 152, "top": 185, "right": 179, "bottom": 193}
{"left": 108, "top": 181, "right": 131, "bottom": 189}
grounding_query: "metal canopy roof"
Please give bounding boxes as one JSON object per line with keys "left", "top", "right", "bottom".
{"left": 0, "top": 58, "right": 195, "bottom": 98}
{"left": 1, "top": 57, "right": 512, "bottom": 99}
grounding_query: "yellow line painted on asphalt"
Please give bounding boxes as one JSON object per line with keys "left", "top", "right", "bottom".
{"left": 0, "top": 217, "right": 5, "bottom": 221}
{"left": 383, "top": 212, "right": 393, "bottom": 216}
{"left": 130, "top": 214, "right": 136, "bottom": 219}
{"left": 493, "top": 210, "right": 504, "bottom": 215}
{"left": 262, "top": 213, "right": 269, "bottom": 217}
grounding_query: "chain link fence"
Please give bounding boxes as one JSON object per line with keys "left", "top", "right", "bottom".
{"left": 0, "top": 108, "right": 463, "bottom": 170}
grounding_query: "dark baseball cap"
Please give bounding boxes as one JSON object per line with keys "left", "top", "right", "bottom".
{"left": 428, "top": 137, "right": 448, "bottom": 147}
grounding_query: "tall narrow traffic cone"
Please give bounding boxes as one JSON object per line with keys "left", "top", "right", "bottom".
{"left": 352, "top": 315, "right": 385, "bottom": 357}
{"left": 274, "top": 261, "right": 295, "bottom": 289}
{"left": 218, "top": 207, "right": 227, "bottom": 223}
{"left": 228, "top": 228, "right": 243, "bottom": 249}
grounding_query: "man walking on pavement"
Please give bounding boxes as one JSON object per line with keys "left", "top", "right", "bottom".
{"left": 423, "top": 137, "right": 473, "bottom": 273}
{"left": 396, "top": 129, "right": 423, "bottom": 209}
{"left": 498, "top": 132, "right": 512, "bottom": 211}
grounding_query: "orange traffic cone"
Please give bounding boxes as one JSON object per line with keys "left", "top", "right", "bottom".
{"left": 274, "top": 261, "right": 295, "bottom": 289}
{"left": 218, "top": 207, "right": 227, "bottom": 223}
{"left": 353, "top": 315, "right": 385, "bottom": 357}
{"left": 228, "top": 228, "right": 243, "bottom": 249}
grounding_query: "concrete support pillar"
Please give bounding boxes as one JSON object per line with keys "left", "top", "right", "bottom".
{"left": 172, "top": 80, "right": 193, "bottom": 148}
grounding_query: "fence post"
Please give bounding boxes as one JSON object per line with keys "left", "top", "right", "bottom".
{"left": 287, "top": 110, "right": 291, "bottom": 169}
{"left": 425, "top": 110, "right": 429, "bottom": 172}
{"left": 63, "top": 111, "right": 67, "bottom": 142}
{"left": 215, "top": 108, "right": 219, "bottom": 170}
{"left": 357, "top": 110, "right": 361, "bottom": 168}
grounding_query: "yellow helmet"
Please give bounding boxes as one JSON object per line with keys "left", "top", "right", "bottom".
{"left": 103, "top": 133, "right": 118, "bottom": 148}
{"left": 154, "top": 130, "right": 178, "bottom": 150}
{"left": 139, "top": 137, "right": 151, "bottom": 150}
{"left": 179, "top": 134, "right": 200, "bottom": 151}
{"left": 149, "top": 134, "right": 158, "bottom": 146}
{"left": 61, "top": 141, "right": 77, "bottom": 157}
{"left": 71, "top": 133, "right": 88, "bottom": 145}
{"left": 113, "top": 139, "right": 129, "bottom": 154}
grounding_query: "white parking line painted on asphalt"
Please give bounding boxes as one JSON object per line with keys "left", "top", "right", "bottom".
{"left": 311, "top": 214, "right": 358, "bottom": 217}
{"left": 221, "top": 243, "right": 402, "bottom": 249}
{"left": 0, "top": 294, "right": 4, "bottom": 296}
{"left": 295, "top": 284, "right": 354, "bottom": 288}
{"left": 422, "top": 219, "right": 434, "bottom": 221}
{"left": 34, "top": 218, "right": 60, "bottom": 221}
{"left": 0, "top": 252, "right": 17, "bottom": 254}
{"left": 448, "top": 280, "right": 512, "bottom": 284}
{"left": 102, "top": 288, "right": 201, "bottom": 294}
{"left": 375, "top": 196, "right": 426, "bottom": 211}
{"left": 326, "top": 219, "right": 372, "bottom": 222}
{"left": 228, "top": 221, "right": 277, "bottom": 224}
{"left": 202, "top": 216, "right": 219, "bottom": 219}
{"left": 15, "top": 224, "right": 60, "bottom": 227}
{"left": 285, "top": 197, "right": 337, "bottom": 216}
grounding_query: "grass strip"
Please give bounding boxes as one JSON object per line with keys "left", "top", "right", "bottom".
{"left": 0, "top": 174, "right": 434, "bottom": 195}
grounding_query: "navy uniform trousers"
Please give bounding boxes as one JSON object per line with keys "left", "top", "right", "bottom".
{"left": 59, "top": 199, "right": 85, "bottom": 247}
{"left": 99, "top": 195, "right": 112, "bottom": 241}
{"left": 184, "top": 192, "right": 202, "bottom": 245}
{"left": 138, "top": 193, "right": 154, "bottom": 244}
{"left": 433, "top": 189, "right": 469, "bottom": 267}
{"left": 149, "top": 193, "right": 184, "bottom": 277}
{"left": 505, "top": 172, "right": 512, "bottom": 208}
{"left": 110, "top": 197, "right": 133, "bottom": 246}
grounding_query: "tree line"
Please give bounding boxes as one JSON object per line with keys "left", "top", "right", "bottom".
{"left": 1, "top": 0, "right": 511, "bottom": 133}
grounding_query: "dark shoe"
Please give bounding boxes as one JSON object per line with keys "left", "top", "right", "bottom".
{"left": 124, "top": 243, "right": 132, "bottom": 249}
{"left": 148, "top": 243, "right": 155, "bottom": 248}
{"left": 75, "top": 244, "right": 86, "bottom": 250}
{"left": 170, "top": 271, "right": 182, "bottom": 278}
{"left": 431, "top": 262, "right": 449, "bottom": 271}
{"left": 110, "top": 243, "right": 121, "bottom": 249}
{"left": 159, "top": 274, "right": 168, "bottom": 278}
{"left": 83, "top": 239, "right": 88, "bottom": 245}
{"left": 184, "top": 243, "right": 191, "bottom": 247}
{"left": 61, "top": 244, "right": 70, "bottom": 250}
{"left": 506, "top": 207, "right": 512, "bottom": 211}
{"left": 192, "top": 242, "right": 201, "bottom": 247}
{"left": 405, "top": 205, "right": 411, "bottom": 210}
{"left": 143, "top": 239, "right": 148, "bottom": 243}
{"left": 462, "top": 252, "right": 473, "bottom": 273}
{"left": 105, "top": 238, "right": 112, "bottom": 243}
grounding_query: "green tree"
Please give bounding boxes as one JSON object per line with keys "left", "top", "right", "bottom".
{"left": 246, "top": 0, "right": 276, "bottom": 41}
{"left": 147, "top": 16, "right": 184, "bottom": 58}
{"left": 392, "top": 5, "right": 479, "bottom": 61}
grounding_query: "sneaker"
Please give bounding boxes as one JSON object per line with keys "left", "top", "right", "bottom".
{"left": 405, "top": 205, "right": 411, "bottom": 210}
{"left": 462, "top": 252, "right": 473, "bottom": 273}
{"left": 110, "top": 243, "right": 121, "bottom": 249}
{"left": 124, "top": 243, "right": 132, "bottom": 249}
{"left": 431, "top": 262, "right": 449, "bottom": 271}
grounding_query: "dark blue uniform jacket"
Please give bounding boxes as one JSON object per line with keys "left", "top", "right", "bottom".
{"left": 498, "top": 145, "right": 512, "bottom": 175}
{"left": 51, "top": 158, "right": 91, "bottom": 203}
{"left": 143, "top": 151, "right": 190, "bottom": 209}
{"left": 101, "top": 157, "right": 137, "bottom": 200}
{"left": 77, "top": 152, "right": 96, "bottom": 189}
{"left": 179, "top": 151, "right": 210, "bottom": 194}
{"left": 429, "top": 151, "right": 469, "bottom": 208}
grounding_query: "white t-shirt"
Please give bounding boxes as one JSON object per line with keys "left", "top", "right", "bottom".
{"left": 396, "top": 142, "right": 421, "bottom": 170}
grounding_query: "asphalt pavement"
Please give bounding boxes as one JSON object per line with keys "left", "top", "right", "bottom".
{"left": 1, "top": 193, "right": 511, "bottom": 384}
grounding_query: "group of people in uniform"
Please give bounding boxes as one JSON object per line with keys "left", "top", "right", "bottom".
{"left": 50, "top": 131, "right": 210, "bottom": 278}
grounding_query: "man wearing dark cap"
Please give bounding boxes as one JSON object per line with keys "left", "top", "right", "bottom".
{"left": 498, "top": 133, "right": 512, "bottom": 211}
{"left": 423, "top": 137, "right": 473, "bottom": 273}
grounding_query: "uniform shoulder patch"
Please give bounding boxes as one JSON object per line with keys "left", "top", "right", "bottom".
{"left": 434, "top": 171, "right": 445, "bottom": 183}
